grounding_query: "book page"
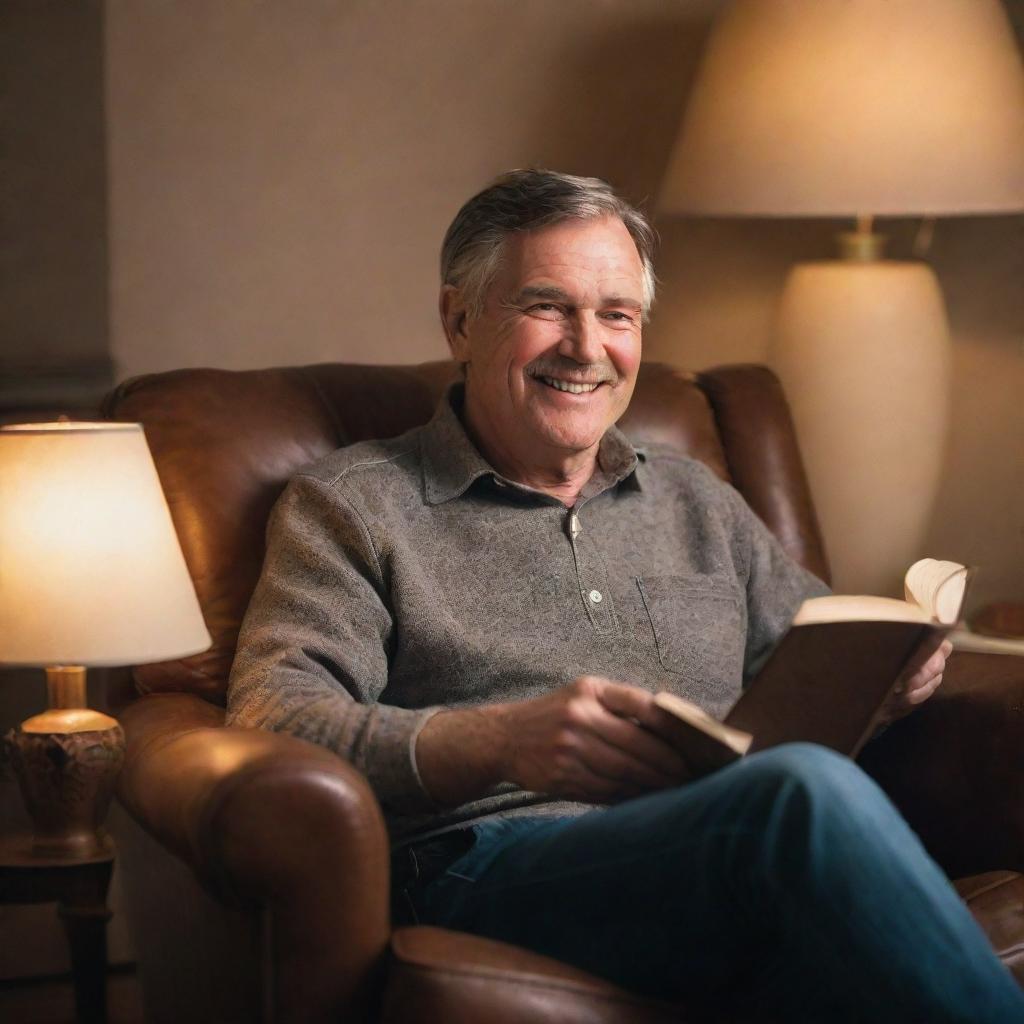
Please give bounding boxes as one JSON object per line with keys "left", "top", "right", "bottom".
{"left": 903, "top": 559, "right": 968, "bottom": 623}
{"left": 792, "top": 595, "right": 932, "bottom": 627}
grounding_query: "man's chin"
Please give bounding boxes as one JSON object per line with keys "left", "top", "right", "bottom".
{"left": 530, "top": 419, "right": 608, "bottom": 456}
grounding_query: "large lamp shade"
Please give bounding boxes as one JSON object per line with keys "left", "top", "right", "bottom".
{"left": 661, "top": 0, "right": 1024, "bottom": 216}
{"left": 0, "top": 422, "right": 211, "bottom": 666}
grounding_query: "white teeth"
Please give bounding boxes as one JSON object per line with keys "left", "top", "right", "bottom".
{"left": 540, "top": 376, "right": 600, "bottom": 394}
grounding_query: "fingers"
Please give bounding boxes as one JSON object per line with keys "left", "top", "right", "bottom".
{"left": 584, "top": 678, "right": 692, "bottom": 775}
{"left": 901, "top": 642, "right": 950, "bottom": 695}
{"left": 564, "top": 679, "right": 688, "bottom": 785}
{"left": 592, "top": 678, "right": 685, "bottom": 747}
{"left": 538, "top": 735, "right": 644, "bottom": 803}
{"left": 574, "top": 733, "right": 679, "bottom": 792}
{"left": 888, "top": 658, "right": 946, "bottom": 724}
{"left": 595, "top": 714, "right": 692, "bottom": 779}
{"left": 926, "top": 642, "right": 950, "bottom": 675}
{"left": 906, "top": 672, "right": 943, "bottom": 705}
{"left": 591, "top": 677, "right": 658, "bottom": 719}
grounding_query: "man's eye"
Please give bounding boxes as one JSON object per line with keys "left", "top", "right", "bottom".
{"left": 603, "top": 311, "right": 635, "bottom": 325}
{"left": 526, "top": 304, "right": 567, "bottom": 320}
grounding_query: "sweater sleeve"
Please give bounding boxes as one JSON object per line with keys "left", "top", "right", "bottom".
{"left": 226, "top": 472, "right": 442, "bottom": 814}
{"left": 721, "top": 484, "right": 832, "bottom": 684}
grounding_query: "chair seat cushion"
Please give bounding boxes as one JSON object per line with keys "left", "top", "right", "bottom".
{"left": 956, "top": 871, "right": 1024, "bottom": 985}
{"left": 381, "top": 925, "right": 682, "bottom": 1024}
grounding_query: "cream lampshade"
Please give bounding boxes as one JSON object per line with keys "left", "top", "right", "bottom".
{"left": 0, "top": 422, "right": 211, "bottom": 858}
{"left": 660, "top": 0, "right": 1024, "bottom": 594}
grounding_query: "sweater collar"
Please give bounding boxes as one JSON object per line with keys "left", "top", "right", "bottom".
{"left": 420, "top": 383, "right": 643, "bottom": 506}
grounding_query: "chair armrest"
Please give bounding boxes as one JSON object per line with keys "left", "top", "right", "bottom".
{"left": 859, "top": 652, "right": 1024, "bottom": 879}
{"left": 117, "top": 692, "right": 391, "bottom": 1024}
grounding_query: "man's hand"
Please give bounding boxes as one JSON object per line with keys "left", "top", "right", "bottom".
{"left": 876, "top": 638, "right": 953, "bottom": 727}
{"left": 416, "top": 676, "right": 692, "bottom": 808}
{"left": 492, "top": 676, "right": 694, "bottom": 803}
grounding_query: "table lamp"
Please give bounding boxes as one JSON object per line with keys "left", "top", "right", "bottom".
{"left": 660, "top": 0, "right": 1024, "bottom": 595}
{"left": 0, "top": 422, "right": 211, "bottom": 859}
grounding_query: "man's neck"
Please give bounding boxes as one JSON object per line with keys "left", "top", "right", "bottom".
{"left": 487, "top": 447, "right": 596, "bottom": 508}
{"left": 460, "top": 405, "right": 597, "bottom": 508}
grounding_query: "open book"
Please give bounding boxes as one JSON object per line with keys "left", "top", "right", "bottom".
{"left": 651, "top": 558, "right": 970, "bottom": 777}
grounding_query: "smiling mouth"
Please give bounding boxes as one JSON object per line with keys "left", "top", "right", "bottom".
{"left": 535, "top": 375, "right": 606, "bottom": 395}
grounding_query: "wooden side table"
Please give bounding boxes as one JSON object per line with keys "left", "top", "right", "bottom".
{"left": 0, "top": 834, "right": 114, "bottom": 1024}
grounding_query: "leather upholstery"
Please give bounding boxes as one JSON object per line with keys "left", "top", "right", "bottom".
{"left": 382, "top": 928, "right": 682, "bottom": 1024}
{"left": 955, "top": 873, "right": 1024, "bottom": 986}
{"left": 102, "top": 360, "right": 1024, "bottom": 1023}
{"left": 696, "top": 365, "right": 829, "bottom": 581}
{"left": 116, "top": 692, "right": 391, "bottom": 1023}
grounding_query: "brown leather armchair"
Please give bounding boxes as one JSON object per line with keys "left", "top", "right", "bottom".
{"left": 102, "top": 361, "right": 1024, "bottom": 1023}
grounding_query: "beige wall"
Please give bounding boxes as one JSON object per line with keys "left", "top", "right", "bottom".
{"left": 1, "top": 0, "right": 111, "bottom": 410}
{"left": 105, "top": 0, "right": 1023, "bottom": 608}
{"left": 105, "top": 0, "right": 716, "bottom": 374}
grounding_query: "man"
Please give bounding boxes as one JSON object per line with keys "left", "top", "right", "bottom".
{"left": 227, "top": 170, "right": 1022, "bottom": 1021}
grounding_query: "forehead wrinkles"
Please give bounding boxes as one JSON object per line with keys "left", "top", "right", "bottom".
{"left": 520, "top": 232, "right": 639, "bottom": 271}
{"left": 516, "top": 238, "right": 641, "bottom": 295}
{"left": 505, "top": 259, "right": 642, "bottom": 307}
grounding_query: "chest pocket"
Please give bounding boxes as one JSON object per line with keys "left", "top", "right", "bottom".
{"left": 636, "top": 574, "right": 746, "bottom": 681}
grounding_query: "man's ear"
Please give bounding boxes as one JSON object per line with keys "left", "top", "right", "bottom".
{"left": 440, "top": 285, "right": 471, "bottom": 363}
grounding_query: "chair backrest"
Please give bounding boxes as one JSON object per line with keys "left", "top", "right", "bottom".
{"left": 101, "top": 360, "right": 829, "bottom": 704}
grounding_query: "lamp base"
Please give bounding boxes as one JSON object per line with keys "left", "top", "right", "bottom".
{"left": 5, "top": 710, "right": 125, "bottom": 860}
{"left": 772, "top": 258, "right": 951, "bottom": 595}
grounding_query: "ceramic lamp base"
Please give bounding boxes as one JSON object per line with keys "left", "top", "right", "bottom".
{"left": 5, "top": 710, "right": 125, "bottom": 860}
{"left": 772, "top": 258, "right": 951, "bottom": 596}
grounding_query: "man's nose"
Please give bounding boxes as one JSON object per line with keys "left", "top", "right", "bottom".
{"left": 557, "top": 311, "right": 605, "bottom": 364}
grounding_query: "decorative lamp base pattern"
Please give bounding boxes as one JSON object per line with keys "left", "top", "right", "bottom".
{"left": 4, "top": 723, "right": 126, "bottom": 860}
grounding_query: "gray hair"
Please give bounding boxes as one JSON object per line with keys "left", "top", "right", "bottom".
{"left": 440, "top": 169, "right": 657, "bottom": 320}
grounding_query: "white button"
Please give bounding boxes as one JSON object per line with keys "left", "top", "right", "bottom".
{"left": 589, "top": 589, "right": 603, "bottom": 604}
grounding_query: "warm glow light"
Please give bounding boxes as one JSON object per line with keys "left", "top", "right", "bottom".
{"left": 661, "top": 0, "right": 1024, "bottom": 216}
{"left": 0, "top": 423, "right": 212, "bottom": 666}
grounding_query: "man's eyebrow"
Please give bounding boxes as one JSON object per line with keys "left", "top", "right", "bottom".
{"left": 509, "top": 286, "right": 642, "bottom": 311}
{"left": 510, "top": 285, "right": 574, "bottom": 305}
{"left": 602, "top": 295, "right": 643, "bottom": 312}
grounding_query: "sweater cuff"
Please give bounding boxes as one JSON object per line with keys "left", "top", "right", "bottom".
{"left": 358, "top": 703, "right": 444, "bottom": 814}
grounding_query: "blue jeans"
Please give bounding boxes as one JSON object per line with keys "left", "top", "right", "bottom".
{"left": 401, "top": 744, "right": 1024, "bottom": 1022}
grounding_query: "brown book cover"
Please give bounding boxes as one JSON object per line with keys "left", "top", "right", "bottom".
{"left": 724, "top": 619, "right": 946, "bottom": 757}
{"left": 652, "top": 559, "right": 969, "bottom": 775}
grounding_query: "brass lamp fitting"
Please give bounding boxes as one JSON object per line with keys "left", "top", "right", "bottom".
{"left": 837, "top": 214, "right": 886, "bottom": 262}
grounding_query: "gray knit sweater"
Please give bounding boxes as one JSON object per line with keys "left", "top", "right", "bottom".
{"left": 226, "top": 388, "right": 829, "bottom": 843}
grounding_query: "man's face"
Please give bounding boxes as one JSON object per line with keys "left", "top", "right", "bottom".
{"left": 447, "top": 215, "right": 644, "bottom": 468}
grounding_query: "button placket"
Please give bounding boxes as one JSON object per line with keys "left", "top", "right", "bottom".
{"left": 565, "top": 506, "right": 616, "bottom": 632}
